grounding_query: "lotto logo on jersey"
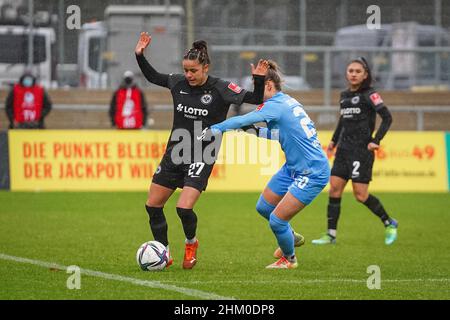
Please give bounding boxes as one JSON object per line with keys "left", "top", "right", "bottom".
{"left": 177, "top": 103, "right": 209, "bottom": 117}
{"left": 256, "top": 103, "right": 265, "bottom": 111}
{"left": 341, "top": 107, "right": 361, "bottom": 116}
{"left": 370, "top": 93, "right": 383, "bottom": 106}
{"left": 228, "top": 83, "right": 243, "bottom": 94}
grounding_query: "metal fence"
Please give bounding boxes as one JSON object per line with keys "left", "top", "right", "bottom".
{"left": 210, "top": 45, "right": 450, "bottom": 106}
{"left": 1, "top": 103, "right": 445, "bottom": 131}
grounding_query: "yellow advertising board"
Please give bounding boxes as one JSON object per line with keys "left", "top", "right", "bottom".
{"left": 318, "top": 131, "right": 448, "bottom": 192}
{"left": 9, "top": 130, "right": 168, "bottom": 191}
{"left": 8, "top": 130, "right": 448, "bottom": 192}
{"left": 211, "top": 131, "right": 284, "bottom": 191}
{"left": 8, "top": 130, "right": 283, "bottom": 191}
{"left": 367, "top": 131, "right": 447, "bottom": 192}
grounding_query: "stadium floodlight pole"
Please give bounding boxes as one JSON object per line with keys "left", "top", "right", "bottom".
{"left": 323, "top": 50, "right": 331, "bottom": 107}
{"left": 164, "top": 0, "right": 171, "bottom": 30}
{"left": 338, "top": 0, "right": 348, "bottom": 28}
{"left": 299, "top": 0, "right": 307, "bottom": 81}
{"left": 58, "top": 0, "right": 65, "bottom": 66}
{"left": 27, "top": 0, "right": 34, "bottom": 70}
{"left": 186, "top": 0, "right": 194, "bottom": 49}
{"left": 434, "top": 0, "right": 442, "bottom": 86}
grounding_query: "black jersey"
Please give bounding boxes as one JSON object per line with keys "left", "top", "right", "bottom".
{"left": 164, "top": 73, "right": 247, "bottom": 158}
{"left": 332, "top": 87, "right": 391, "bottom": 151}
{"left": 136, "top": 53, "right": 264, "bottom": 163}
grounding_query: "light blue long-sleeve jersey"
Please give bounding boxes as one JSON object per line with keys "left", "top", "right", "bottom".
{"left": 211, "top": 91, "right": 329, "bottom": 176}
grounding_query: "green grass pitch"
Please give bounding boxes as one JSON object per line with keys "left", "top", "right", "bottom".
{"left": 0, "top": 191, "right": 449, "bottom": 300}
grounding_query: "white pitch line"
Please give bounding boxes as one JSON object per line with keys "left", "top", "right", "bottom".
{"left": 0, "top": 253, "right": 235, "bottom": 300}
{"left": 158, "top": 278, "right": 450, "bottom": 285}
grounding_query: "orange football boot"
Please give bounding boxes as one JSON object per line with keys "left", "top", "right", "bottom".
{"left": 182, "top": 239, "right": 199, "bottom": 269}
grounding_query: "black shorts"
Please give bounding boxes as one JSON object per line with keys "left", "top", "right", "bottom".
{"left": 331, "top": 147, "right": 375, "bottom": 183}
{"left": 152, "top": 153, "right": 215, "bottom": 192}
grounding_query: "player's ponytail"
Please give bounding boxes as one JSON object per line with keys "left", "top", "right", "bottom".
{"left": 183, "top": 40, "right": 211, "bottom": 66}
{"left": 265, "top": 60, "right": 283, "bottom": 91}
{"left": 350, "top": 56, "right": 373, "bottom": 90}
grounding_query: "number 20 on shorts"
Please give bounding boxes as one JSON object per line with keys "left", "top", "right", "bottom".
{"left": 295, "top": 176, "right": 309, "bottom": 189}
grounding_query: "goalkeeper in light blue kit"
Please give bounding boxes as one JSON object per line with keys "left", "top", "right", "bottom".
{"left": 210, "top": 60, "right": 330, "bottom": 269}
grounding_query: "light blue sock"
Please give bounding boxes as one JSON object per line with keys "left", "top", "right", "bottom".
{"left": 269, "top": 213, "right": 294, "bottom": 257}
{"left": 256, "top": 195, "right": 276, "bottom": 220}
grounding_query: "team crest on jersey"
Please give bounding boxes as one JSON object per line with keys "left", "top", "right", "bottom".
{"left": 228, "top": 82, "right": 243, "bottom": 93}
{"left": 200, "top": 93, "right": 213, "bottom": 105}
{"left": 256, "top": 103, "right": 265, "bottom": 111}
{"left": 370, "top": 92, "right": 383, "bottom": 106}
{"left": 351, "top": 96, "right": 360, "bottom": 104}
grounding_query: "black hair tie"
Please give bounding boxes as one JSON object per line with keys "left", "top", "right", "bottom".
{"left": 358, "top": 56, "right": 369, "bottom": 70}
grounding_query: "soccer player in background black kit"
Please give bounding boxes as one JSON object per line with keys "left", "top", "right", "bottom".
{"left": 135, "top": 32, "right": 269, "bottom": 269}
{"left": 312, "top": 57, "right": 399, "bottom": 246}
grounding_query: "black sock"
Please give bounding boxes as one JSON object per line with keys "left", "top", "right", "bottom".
{"left": 327, "top": 197, "right": 341, "bottom": 232}
{"left": 176, "top": 207, "right": 198, "bottom": 241}
{"left": 145, "top": 205, "right": 168, "bottom": 246}
{"left": 363, "top": 194, "right": 391, "bottom": 226}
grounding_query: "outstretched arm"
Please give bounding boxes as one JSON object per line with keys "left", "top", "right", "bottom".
{"left": 135, "top": 32, "right": 169, "bottom": 87}
{"left": 240, "top": 124, "right": 277, "bottom": 140}
{"left": 211, "top": 111, "right": 278, "bottom": 140}
{"left": 212, "top": 96, "right": 281, "bottom": 140}
{"left": 212, "top": 111, "right": 265, "bottom": 133}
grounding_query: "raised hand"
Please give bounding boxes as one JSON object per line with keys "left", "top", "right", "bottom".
{"left": 135, "top": 32, "right": 151, "bottom": 55}
{"left": 251, "top": 59, "right": 269, "bottom": 76}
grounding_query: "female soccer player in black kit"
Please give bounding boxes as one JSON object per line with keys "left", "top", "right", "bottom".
{"left": 135, "top": 32, "right": 268, "bottom": 269}
{"left": 312, "top": 57, "right": 398, "bottom": 246}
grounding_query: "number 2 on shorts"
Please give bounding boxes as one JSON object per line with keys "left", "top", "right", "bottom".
{"left": 352, "top": 161, "right": 360, "bottom": 177}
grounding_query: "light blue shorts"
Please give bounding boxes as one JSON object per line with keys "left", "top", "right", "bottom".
{"left": 267, "top": 163, "right": 330, "bottom": 205}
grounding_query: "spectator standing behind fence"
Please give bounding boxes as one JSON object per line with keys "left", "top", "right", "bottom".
{"left": 109, "top": 70, "right": 149, "bottom": 129}
{"left": 5, "top": 73, "right": 52, "bottom": 129}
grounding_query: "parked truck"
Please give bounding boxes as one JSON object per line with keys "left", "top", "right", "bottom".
{"left": 78, "top": 5, "right": 184, "bottom": 89}
{"left": 77, "top": 21, "right": 107, "bottom": 89}
{"left": 0, "top": 24, "right": 56, "bottom": 88}
{"left": 332, "top": 22, "right": 450, "bottom": 89}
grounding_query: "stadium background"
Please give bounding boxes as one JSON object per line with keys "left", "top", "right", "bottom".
{"left": 0, "top": 0, "right": 449, "bottom": 192}
{"left": 0, "top": 0, "right": 449, "bottom": 302}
